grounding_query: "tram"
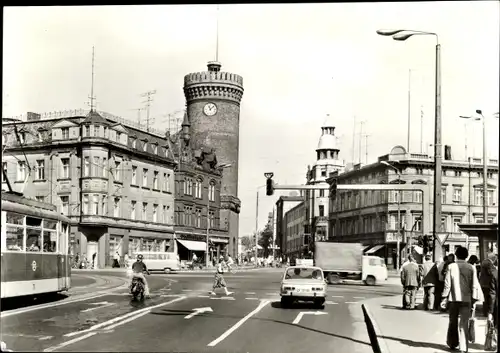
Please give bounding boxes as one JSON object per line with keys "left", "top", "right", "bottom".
{"left": 1, "top": 192, "right": 71, "bottom": 299}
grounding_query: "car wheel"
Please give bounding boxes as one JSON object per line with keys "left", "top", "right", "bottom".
{"left": 365, "top": 275, "right": 376, "bottom": 286}
{"left": 281, "top": 298, "right": 291, "bottom": 308}
{"left": 164, "top": 268, "right": 171, "bottom": 274}
{"left": 327, "top": 273, "right": 341, "bottom": 285}
{"left": 314, "top": 299, "right": 325, "bottom": 309}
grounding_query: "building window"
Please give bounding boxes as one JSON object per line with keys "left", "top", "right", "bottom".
{"left": 487, "top": 190, "right": 495, "bottom": 206}
{"left": 452, "top": 187, "right": 462, "bottom": 204}
{"left": 319, "top": 189, "right": 325, "bottom": 197}
{"left": 85, "top": 126, "right": 90, "bottom": 137}
{"left": 195, "top": 209, "right": 202, "bottom": 228}
{"left": 143, "top": 141, "right": 148, "bottom": 152}
{"left": 163, "top": 205, "right": 167, "bottom": 223}
{"left": 83, "top": 194, "right": 89, "bottom": 215}
{"left": 453, "top": 217, "right": 463, "bottom": 232}
{"left": 84, "top": 157, "right": 90, "bottom": 177}
{"left": 62, "top": 128, "right": 70, "bottom": 140}
{"left": 104, "top": 127, "right": 108, "bottom": 138}
{"left": 2, "top": 162, "right": 7, "bottom": 182}
{"left": 187, "top": 179, "right": 193, "bottom": 195}
{"left": 153, "top": 204, "right": 158, "bottom": 222}
{"left": 102, "top": 158, "right": 107, "bottom": 177}
{"left": 142, "top": 169, "right": 148, "bottom": 187}
{"left": 17, "top": 161, "right": 27, "bottom": 181}
{"left": 153, "top": 171, "right": 159, "bottom": 189}
{"left": 414, "top": 216, "right": 422, "bottom": 232}
{"left": 412, "top": 191, "right": 422, "bottom": 203}
{"left": 114, "top": 161, "right": 121, "bottom": 181}
{"left": 101, "top": 195, "right": 107, "bottom": 215}
{"left": 440, "top": 216, "right": 447, "bottom": 232}
{"left": 35, "top": 160, "right": 45, "bottom": 180}
{"left": 92, "top": 194, "right": 99, "bottom": 215}
{"left": 93, "top": 157, "right": 100, "bottom": 176}
{"left": 441, "top": 187, "right": 447, "bottom": 204}
{"left": 474, "top": 189, "right": 483, "bottom": 206}
{"left": 116, "top": 132, "right": 122, "bottom": 142}
{"left": 195, "top": 179, "right": 202, "bottom": 198}
{"left": 132, "top": 166, "right": 137, "bottom": 185}
{"left": 63, "top": 151, "right": 75, "bottom": 173}
{"left": 209, "top": 182, "right": 215, "bottom": 201}
{"left": 132, "top": 138, "right": 136, "bottom": 148}
{"left": 163, "top": 173, "right": 170, "bottom": 192}
{"left": 153, "top": 144, "right": 158, "bottom": 154}
{"left": 114, "top": 197, "right": 121, "bottom": 217}
{"left": 454, "top": 171, "right": 462, "bottom": 177}
{"left": 321, "top": 170, "right": 326, "bottom": 177}
{"left": 60, "top": 196, "right": 69, "bottom": 215}
{"left": 142, "top": 202, "right": 147, "bottom": 220}
{"left": 318, "top": 205, "right": 324, "bottom": 217}
{"left": 131, "top": 201, "right": 136, "bottom": 220}
{"left": 209, "top": 210, "right": 215, "bottom": 228}
{"left": 416, "top": 168, "right": 423, "bottom": 175}
{"left": 94, "top": 126, "right": 99, "bottom": 137}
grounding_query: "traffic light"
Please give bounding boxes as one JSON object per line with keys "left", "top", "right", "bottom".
{"left": 417, "top": 235, "right": 424, "bottom": 247}
{"left": 329, "top": 178, "right": 338, "bottom": 199}
{"left": 422, "top": 235, "right": 429, "bottom": 254}
{"left": 427, "top": 235, "right": 434, "bottom": 251}
{"left": 266, "top": 177, "right": 274, "bottom": 196}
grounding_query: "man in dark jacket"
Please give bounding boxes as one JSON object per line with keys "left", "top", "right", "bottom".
{"left": 480, "top": 252, "right": 497, "bottom": 317}
{"left": 401, "top": 254, "right": 421, "bottom": 309}
{"left": 420, "top": 254, "right": 438, "bottom": 310}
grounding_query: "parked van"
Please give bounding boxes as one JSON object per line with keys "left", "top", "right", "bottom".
{"left": 133, "top": 252, "right": 181, "bottom": 274}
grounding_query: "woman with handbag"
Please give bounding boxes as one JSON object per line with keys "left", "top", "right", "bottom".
{"left": 484, "top": 261, "right": 497, "bottom": 351}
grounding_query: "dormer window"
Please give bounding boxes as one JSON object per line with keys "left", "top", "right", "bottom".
{"left": 85, "top": 126, "right": 90, "bottom": 137}
{"left": 117, "top": 132, "right": 122, "bottom": 143}
{"left": 62, "top": 128, "right": 69, "bottom": 140}
{"left": 153, "top": 144, "right": 158, "bottom": 154}
{"left": 104, "top": 127, "right": 108, "bottom": 138}
{"left": 37, "top": 132, "right": 43, "bottom": 142}
{"left": 94, "top": 126, "right": 99, "bottom": 137}
{"left": 132, "top": 138, "right": 137, "bottom": 148}
{"left": 19, "top": 131, "right": 26, "bottom": 144}
{"left": 143, "top": 141, "right": 148, "bottom": 152}
{"left": 162, "top": 146, "right": 168, "bottom": 156}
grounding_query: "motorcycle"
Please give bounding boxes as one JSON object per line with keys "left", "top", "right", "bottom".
{"left": 130, "top": 276, "right": 146, "bottom": 301}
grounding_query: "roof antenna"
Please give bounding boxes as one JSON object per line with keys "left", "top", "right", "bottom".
{"left": 88, "top": 46, "right": 96, "bottom": 112}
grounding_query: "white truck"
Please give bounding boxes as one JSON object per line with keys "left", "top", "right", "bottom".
{"left": 314, "top": 242, "right": 388, "bottom": 286}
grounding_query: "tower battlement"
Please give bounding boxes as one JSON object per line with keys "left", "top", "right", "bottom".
{"left": 184, "top": 63, "right": 244, "bottom": 105}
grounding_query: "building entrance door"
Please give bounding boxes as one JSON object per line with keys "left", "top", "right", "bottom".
{"left": 87, "top": 241, "right": 98, "bottom": 269}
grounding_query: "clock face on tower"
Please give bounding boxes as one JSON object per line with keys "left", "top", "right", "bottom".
{"left": 203, "top": 103, "right": 217, "bottom": 116}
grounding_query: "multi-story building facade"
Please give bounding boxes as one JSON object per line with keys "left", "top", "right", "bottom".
{"left": 2, "top": 110, "right": 177, "bottom": 268}
{"left": 168, "top": 112, "right": 230, "bottom": 263}
{"left": 326, "top": 145, "right": 498, "bottom": 268}
{"left": 304, "top": 115, "right": 345, "bottom": 243}
{"left": 275, "top": 195, "right": 305, "bottom": 259}
{"left": 283, "top": 201, "right": 306, "bottom": 261}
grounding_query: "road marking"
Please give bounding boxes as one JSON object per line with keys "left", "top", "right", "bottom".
{"left": 160, "top": 294, "right": 182, "bottom": 298}
{"left": 325, "top": 301, "right": 338, "bottom": 305}
{"left": 1, "top": 333, "right": 53, "bottom": 340}
{"left": 292, "top": 311, "right": 328, "bottom": 325}
{"left": 266, "top": 292, "right": 278, "bottom": 296}
{"left": 244, "top": 292, "right": 256, "bottom": 294}
{"left": 353, "top": 296, "right": 365, "bottom": 299}
{"left": 331, "top": 295, "right": 344, "bottom": 298}
{"left": 80, "top": 301, "right": 115, "bottom": 313}
{"left": 207, "top": 300, "right": 270, "bottom": 347}
{"left": 245, "top": 297, "right": 259, "bottom": 300}
{"left": 44, "top": 332, "right": 97, "bottom": 352}
{"left": 39, "top": 336, "right": 54, "bottom": 341}
{"left": 182, "top": 289, "right": 193, "bottom": 292}
{"left": 1, "top": 293, "right": 110, "bottom": 318}
{"left": 345, "top": 302, "right": 358, "bottom": 304}
{"left": 198, "top": 295, "right": 210, "bottom": 298}
{"left": 64, "top": 296, "right": 186, "bottom": 338}
{"left": 184, "top": 307, "right": 213, "bottom": 319}
{"left": 210, "top": 296, "right": 235, "bottom": 301}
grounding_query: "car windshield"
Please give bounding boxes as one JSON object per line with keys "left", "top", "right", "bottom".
{"left": 284, "top": 267, "right": 323, "bottom": 280}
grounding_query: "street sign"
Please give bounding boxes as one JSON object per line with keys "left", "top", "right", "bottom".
{"left": 385, "top": 233, "right": 403, "bottom": 243}
{"left": 435, "top": 232, "right": 450, "bottom": 245}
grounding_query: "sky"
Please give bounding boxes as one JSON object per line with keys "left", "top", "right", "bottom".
{"left": 3, "top": 2, "right": 499, "bottom": 238}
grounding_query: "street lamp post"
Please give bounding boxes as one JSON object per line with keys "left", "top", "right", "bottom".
{"left": 206, "top": 163, "right": 232, "bottom": 268}
{"left": 382, "top": 161, "right": 402, "bottom": 270}
{"left": 377, "top": 29, "right": 442, "bottom": 262}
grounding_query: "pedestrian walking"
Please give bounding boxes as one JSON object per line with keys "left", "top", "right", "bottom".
{"left": 420, "top": 254, "right": 439, "bottom": 310}
{"left": 401, "top": 254, "right": 421, "bottom": 310}
{"left": 226, "top": 254, "right": 235, "bottom": 273}
{"left": 210, "top": 256, "right": 233, "bottom": 296}
{"left": 113, "top": 251, "right": 121, "bottom": 268}
{"left": 124, "top": 253, "right": 130, "bottom": 268}
{"left": 483, "top": 255, "right": 497, "bottom": 351}
{"left": 440, "top": 246, "right": 483, "bottom": 353}
{"left": 92, "top": 252, "right": 97, "bottom": 269}
{"left": 435, "top": 255, "right": 451, "bottom": 310}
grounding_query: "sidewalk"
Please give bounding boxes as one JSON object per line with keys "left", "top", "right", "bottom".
{"left": 362, "top": 294, "right": 489, "bottom": 353}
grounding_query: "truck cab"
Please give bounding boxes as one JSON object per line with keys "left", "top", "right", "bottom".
{"left": 361, "top": 255, "right": 388, "bottom": 285}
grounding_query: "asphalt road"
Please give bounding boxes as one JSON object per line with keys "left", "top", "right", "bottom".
{"left": 1, "top": 269, "right": 401, "bottom": 353}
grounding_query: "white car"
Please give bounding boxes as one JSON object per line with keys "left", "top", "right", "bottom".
{"left": 280, "top": 266, "right": 327, "bottom": 309}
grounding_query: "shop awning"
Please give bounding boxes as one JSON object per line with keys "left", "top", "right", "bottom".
{"left": 366, "top": 244, "right": 385, "bottom": 254}
{"left": 176, "top": 239, "right": 206, "bottom": 252}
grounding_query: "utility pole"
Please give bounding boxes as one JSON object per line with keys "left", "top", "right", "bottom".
{"left": 407, "top": 69, "right": 412, "bottom": 153}
{"left": 420, "top": 105, "right": 424, "bottom": 154}
{"left": 364, "top": 134, "right": 370, "bottom": 164}
{"left": 141, "top": 90, "right": 157, "bottom": 132}
{"left": 358, "top": 121, "right": 365, "bottom": 164}
{"left": 88, "top": 46, "right": 97, "bottom": 112}
{"left": 131, "top": 108, "right": 144, "bottom": 126}
{"left": 352, "top": 116, "right": 356, "bottom": 165}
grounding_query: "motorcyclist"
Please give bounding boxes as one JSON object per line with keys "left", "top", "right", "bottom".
{"left": 130, "top": 254, "right": 151, "bottom": 298}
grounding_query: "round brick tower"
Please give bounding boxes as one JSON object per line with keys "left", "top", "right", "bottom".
{"left": 183, "top": 61, "right": 244, "bottom": 258}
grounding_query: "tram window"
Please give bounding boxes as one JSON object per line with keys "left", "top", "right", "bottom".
{"left": 26, "top": 228, "right": 42, "bottom": 252}
{"left": 43, "top": 230, "right": 57, "bottom": 253}
{"left": 44, "top": 220, "right": 57, "bottom": 230}
{"left": 6, "top": 212, "right": 24, "bottom": 225}
{"left": 26, "top": 217, "right": 42, "bottom": 227}
{"left": 6, "top": 226, "right": 24, "bottom": 251}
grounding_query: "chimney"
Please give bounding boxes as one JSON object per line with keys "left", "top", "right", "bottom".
{"left": 27, "top": 112, "right": 41, "bottom": 121}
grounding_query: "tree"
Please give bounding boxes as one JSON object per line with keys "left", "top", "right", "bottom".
{"left": 258, "top": 220, "right": 274, "bottom": 258}
{"left": 240, "top": 235, "right": 254, "bottom": 252}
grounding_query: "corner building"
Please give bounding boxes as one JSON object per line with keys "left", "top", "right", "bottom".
{"left": 183, "top": 61, "right": 244, "bottom": 259}
{"left": 2, "top": 110, "right": 177, "bottom": 268}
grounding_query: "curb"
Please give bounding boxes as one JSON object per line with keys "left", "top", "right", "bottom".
{"left": 361, "top": 304, "right": 390, "bottom": 353}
